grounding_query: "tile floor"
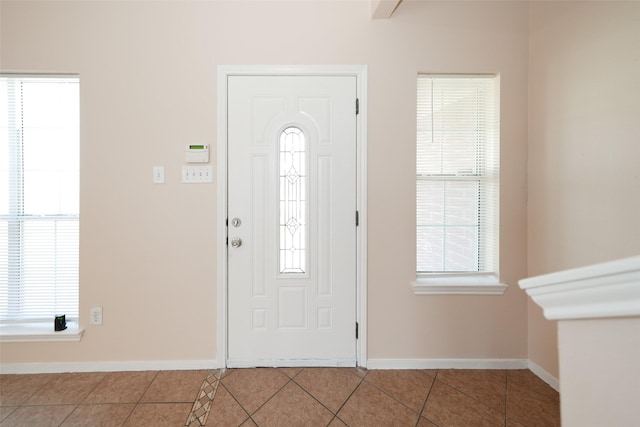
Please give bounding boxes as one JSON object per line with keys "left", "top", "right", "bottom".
{"left": 0, "top": 368, "right": 560, "bottom": 427}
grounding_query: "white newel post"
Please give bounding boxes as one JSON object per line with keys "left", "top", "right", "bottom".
{"left": 519, "top": 256, "right": 640, "bottom": 427}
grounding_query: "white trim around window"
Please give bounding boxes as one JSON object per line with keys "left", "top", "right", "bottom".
{"left": 1, "top": 322, "right": 84, "bottom": 343}
{"left": 412, "top": 273, "right": 507, "bottom": 295}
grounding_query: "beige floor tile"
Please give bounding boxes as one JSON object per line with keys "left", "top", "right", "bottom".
{"left": 221, "top": 369, "right": 289, "bottom": 415}
{"left": 278, "top": 367, "right": 303, "bottom": 379}
{"left": 61, "top": 403, "right": 135, "bottom": 426}
{"left": 327, "top": 416, "right": 348, "bottom": 426}
{"left": 507, "top": 383, "right": 560, "bottom": 427}
{"left": 0, "top": 374, "right": 58, "bottom": 406}
{"left": 205, "top": 384, "right": 250, "bottom": 426}
{"left": 0, "top": 406, "right": 17, "bottom": 423}
{"left": 25, "top": 372, "right": 106, "bottom": 405}
{"left": 437, "top": 369, "right": 506, "bottom": 412}
{"left": 507, "top": 370, "right": 559, "bottom": 400}
{"left": 252, "top": 381, "right": 334, "bottom": 427}
{"left": 421, "top": 369, "right": 439, "bottom": 377}
{"left": 294, "top": 367, "right": 362, "bottom": 413}
{"left": 123, "top": 402, "right": 192, "bottom": 426}
{"left": 365, "top": 369, "right": 435, "bottom": 413}
{"left": 83, "top": 371, "right": 158, "bottom": 404}
{"left": 337, "top": 381, "right": 419, "bottom": 427}
{"left": 219, "top": 369, "right": 234, "bottom": 380}
{"left": 423, "top": 380, "right": 504, "bottom": 427}
{"left": 417, "top": 416, "right": 439, "bottom": 427}
{"left": 353, "top": 367, "right": 369, "bottom": 378}
{"left": 140, "top": 370, "right": 208, "bottom": 403}
{"left": 240, "top": 418, "right": 257, "bottom": 426}
{"left": 0, "top": 367, "right": 562, "bottom": 426}
{"left": 0, "top": 404, "right": 75, "bottom": 427}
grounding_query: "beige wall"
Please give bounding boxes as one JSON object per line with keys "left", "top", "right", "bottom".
{"left": 527, "top": 1, "right": 640, "bottom": 377}
{"left": 0, "top": 1, "right": 530, "bottom": 367}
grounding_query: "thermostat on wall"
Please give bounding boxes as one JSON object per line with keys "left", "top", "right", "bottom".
{"left": 185, "top": 144, "right": 209, "bottom": 163}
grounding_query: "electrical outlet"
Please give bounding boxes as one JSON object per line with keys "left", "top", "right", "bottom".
{"left": 90, "top": 306, "right": 103, "bottom": 326}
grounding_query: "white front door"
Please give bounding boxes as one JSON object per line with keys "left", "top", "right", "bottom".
{"left": 227, "top": 75, "right": 357, "bottom": 367}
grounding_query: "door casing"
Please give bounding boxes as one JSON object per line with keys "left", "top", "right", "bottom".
{"left": 216, "top": 65, "right": 368, "bottom": 368}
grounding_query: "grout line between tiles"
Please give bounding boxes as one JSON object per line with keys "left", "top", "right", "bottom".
{"left": 214, "top": 380, "right": 253, "bottom": 425}
{"left": 328, "top": 368, "right": 368, "bottom": 418}
{"left": 138, "top": 371, "right": 161, "bottom": 403}
{"left": 435, "top": 371, "right": 508, "bottom": 416}
{"left": 293, "top": 369, "right": 364, "bottom": 408}
{"left": 119, "top": 370, "right": 160, "bottom": 427}
{"left": 27, "top": 373, "right": 60, "bottom": 407}
{"left": 217, "top": 371, "right": 283, "bottom": 423}
{"left": 361, "top": 372, "right": 427, "bottom": 418}
{"left": 289, "top": 379, "right": 338, "bottom": 417}
{"left": 245, "top": 373, "right": 293, "bottom": 417}
{"left": 415, "top": 369, "right": 439, "bottom": 427}
{"left": 79, "top": 372, "right": 109, "bottom": 404}
{"left": 36, "top": 372, "right": 108, "bottom": 427}
{"left": 0, "top": 406, "right": 18, "bottom": 423}
{"left": 11, "top": 373, "right": 59, "bottom": 407}
{"left": 513, "top": 372, "right": 560, "bottom": 401}
{"left": 422, "top": 370, "right": 512, "bottom": 426}
{"left": 505, "top": 371, "right": 561, "bottom": 426}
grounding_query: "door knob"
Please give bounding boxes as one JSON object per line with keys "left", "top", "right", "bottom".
{"left": 231, "top": 237, "right": 242, "bottom": 248}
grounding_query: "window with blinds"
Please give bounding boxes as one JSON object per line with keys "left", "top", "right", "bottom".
{"left": 0, "top": 75, "right": 79, "bottom": 324}
{"left": 416, "top": 75, "right": 499, "bottom": 275}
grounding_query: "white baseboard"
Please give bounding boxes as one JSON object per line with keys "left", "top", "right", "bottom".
{"left": 527, "top": 360, "right": 560, "bottom": 391}
{"left": 0, "top": 359, "right": 219, "bottom": 374}
{"left": 366, "top": 358, "right": 529, "bottom": 370}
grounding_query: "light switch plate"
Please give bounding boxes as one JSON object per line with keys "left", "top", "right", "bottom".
{"left": 182, "top": 165, "right": 213, "bottom": 183}
{"left": 153, "top": 166, "right": 165, "bottom": 184}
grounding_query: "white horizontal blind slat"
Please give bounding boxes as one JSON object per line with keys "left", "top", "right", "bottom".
{"left": 417, "top": 75, "right": 499, "bottom": 274}
{"left": 0, "top": 76, "right": 80, "bottom": 323}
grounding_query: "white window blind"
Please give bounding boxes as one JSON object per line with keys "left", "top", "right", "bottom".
{"left": 0, "top": 75, "right": 79, "bottom": 324}
{"left": 417, "top": 75, "right": 499, "bottom": 274}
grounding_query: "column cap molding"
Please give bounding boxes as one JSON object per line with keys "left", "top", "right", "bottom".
{"left": 519, "top": 256, "right": 640, "bottom": 320}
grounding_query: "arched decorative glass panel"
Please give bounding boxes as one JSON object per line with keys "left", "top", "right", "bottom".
{"left": 279, "top": 127, "right": 306, "bottom": 274}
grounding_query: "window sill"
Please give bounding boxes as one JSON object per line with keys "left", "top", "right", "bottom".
{"left": 412, "top": 273, "right": 508, "bottom": 295}
{"left": 0, "top": 322, "right": 84, "bottom": 343}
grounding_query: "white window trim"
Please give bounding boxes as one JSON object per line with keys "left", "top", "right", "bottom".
{"left": 412, "top": 273, "right": 507, "bottom": 295}
{"left": 0, "top": 322, "right": 84, "bottom": 343}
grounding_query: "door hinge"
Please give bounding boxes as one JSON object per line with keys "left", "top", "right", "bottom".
{"left": 355, "top": 98, "right": 359, "bottom": 115}
{"left": 356, "top": 322, "right": 359, "bottom": 339}
{"left": 356, "top": 210, "right": 359, "bottom": 227}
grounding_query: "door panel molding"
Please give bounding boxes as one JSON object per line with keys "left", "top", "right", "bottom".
{"left": 217, "top": 65, "right": 368, "bottom": 368}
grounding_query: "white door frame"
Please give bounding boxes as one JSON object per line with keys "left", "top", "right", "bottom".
{"left": 216, "top": 65, "right": 368, "bottom": 369}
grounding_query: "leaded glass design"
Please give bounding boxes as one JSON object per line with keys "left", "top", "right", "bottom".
{"left": 279, "top": 127, "right": 306, "bottom": 274}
